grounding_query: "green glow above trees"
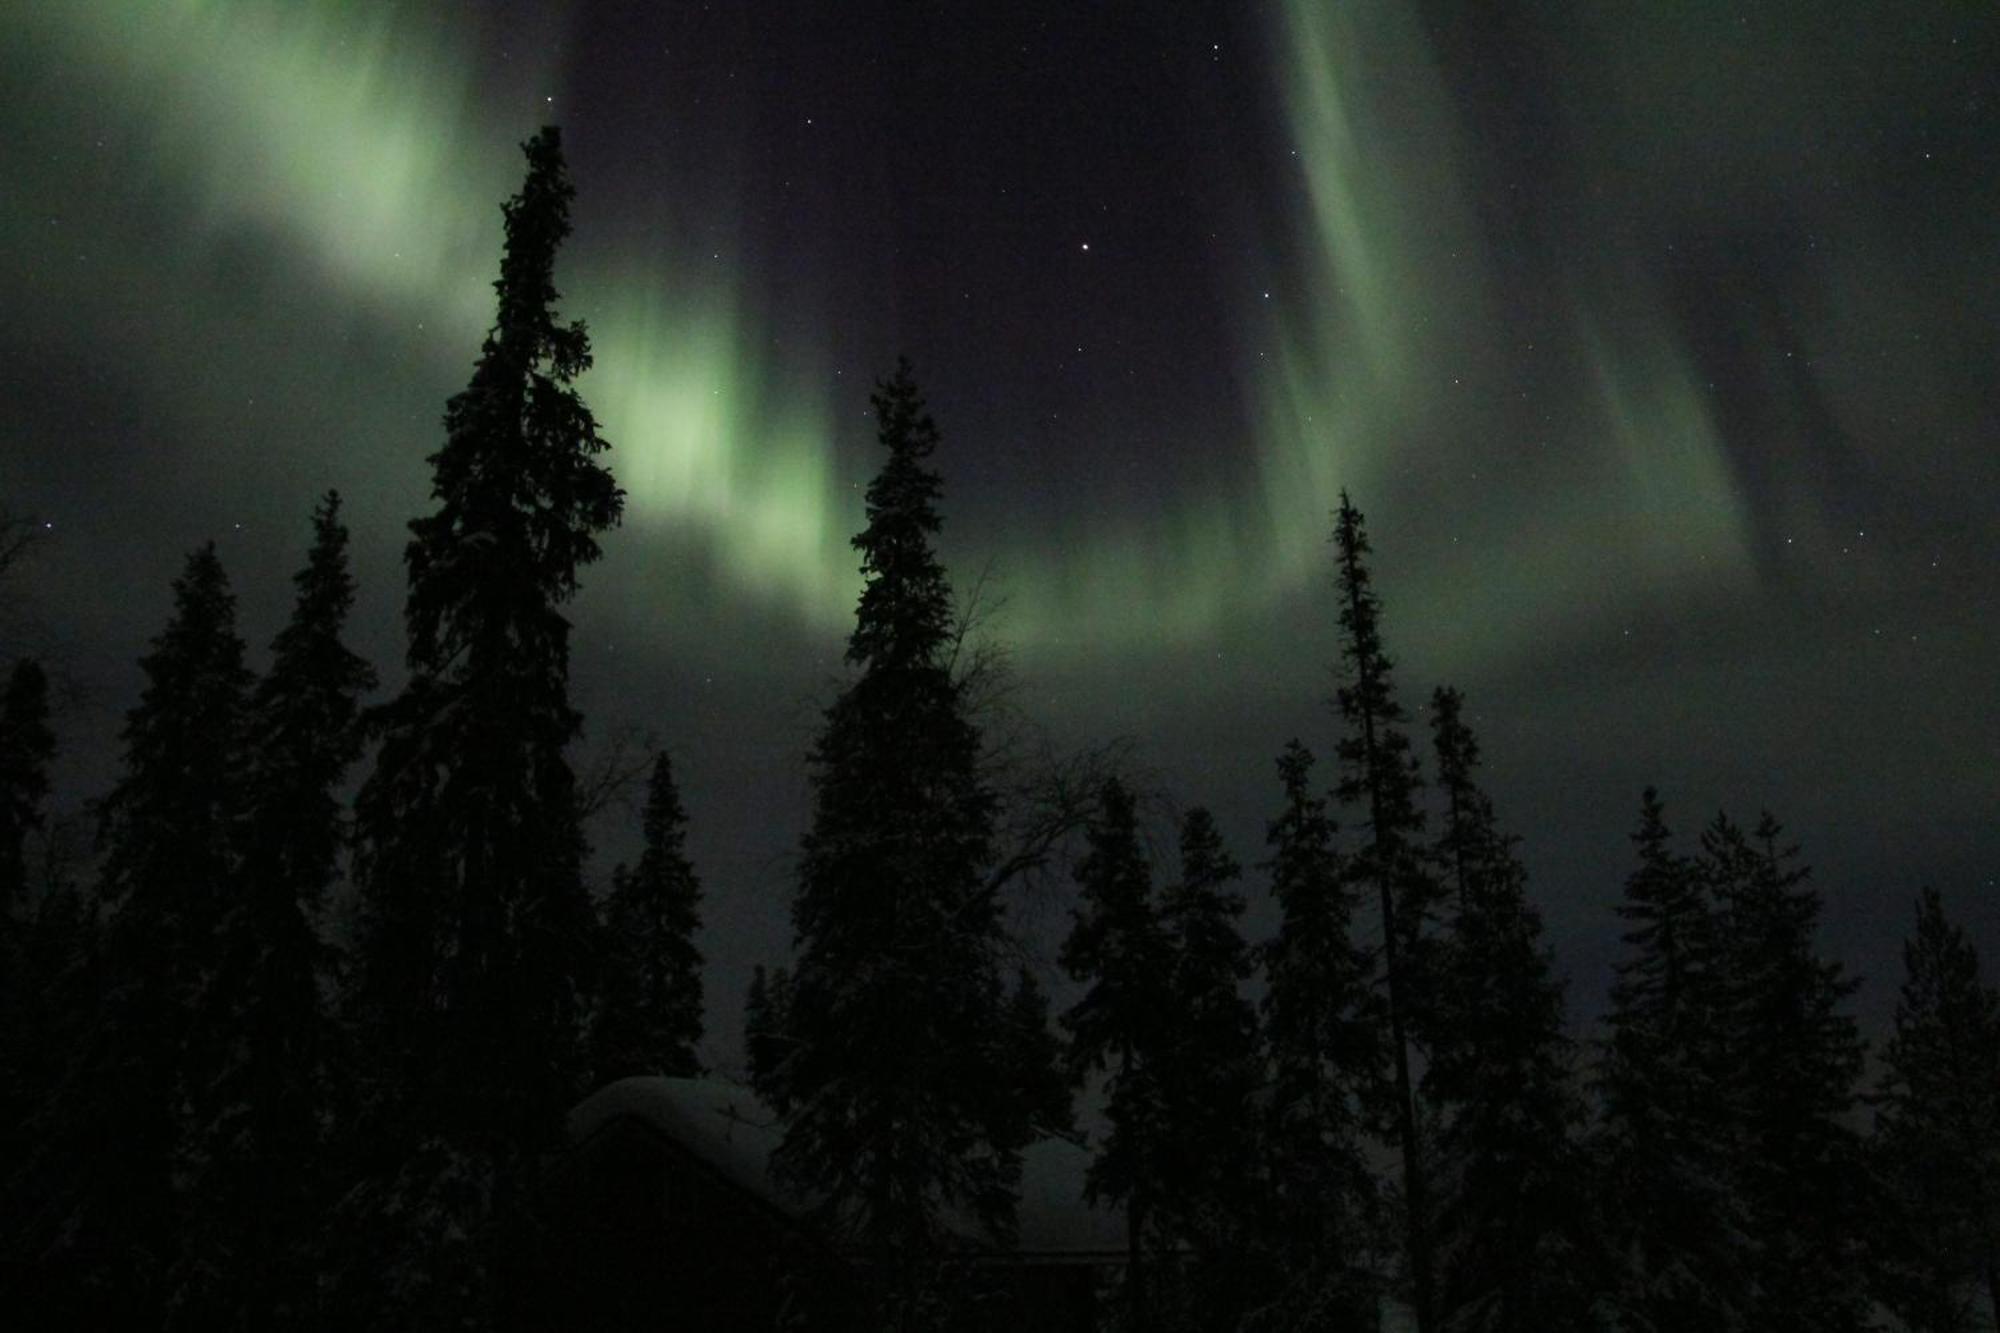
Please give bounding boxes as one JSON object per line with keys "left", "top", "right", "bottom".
{"left": 5, "top": 1, "right": 1793, "bottom": 667}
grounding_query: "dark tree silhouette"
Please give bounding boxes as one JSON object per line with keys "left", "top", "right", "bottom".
{"left": 770, "top": 360, "right": 1021, "bottom": 1325}
{"left": 0, "top": 508, "right": 44, "bottom": 654}
{"left": 0, "top": 657, "right": 52, "bottom": 916}
{"left": 1060, "top": 776, "right": 1173, "bottom": 1326}
{"left": 590, "top": 751, "right": 704, "bottom": 1083}
{"left": 1156, "top": 812, "right": 1257, "bottom": 1206}
{"left": 1703, "top": 814, "right": 1870, "bottom": 1332}
{"left": 1331, "top": 491, "right": 1439, "bottom": 1331}
{"left": 743, "top": 963, "right": 792, "bottom": 1105}
{"left": 1595, "top": 790, "right": 1748, "bottom": 1331}
{"left": 342, "top": 125, "right": 623, "bottom": 1321}
{"left": 174, "top": 493, "right": 375, "bottom": 1327}
{"left": 1, "top": 854, "right": 94, "bottom": 1204}
{"left": 1257, "top": 739, "right": 1380, "bottom": 1326}
{"left": 1423, "top": 687, "right": 1592, "bottom": 1332}
{"left": 1000, "top": 965, "right": 1074, "bottom": 1143}
{"left": 20, "top": 545, "right": 250, "bottom": 1321}
{"left": 1154, "top": 806, "right": 1262, "bottom": 1324}
{"left": 0, "top": 656, "right": 56, "bottom": 1219}
{"left": 1874, "top": 888, "right": 2000, "bottom": 1331}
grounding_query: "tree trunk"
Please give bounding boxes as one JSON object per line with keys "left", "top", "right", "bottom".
{"left": 1378, "top": 871, "right": 1434, "bottom": 1333}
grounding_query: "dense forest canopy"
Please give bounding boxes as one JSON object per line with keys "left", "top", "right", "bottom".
{"left": 2, "top": 2, "right": 1995, "bottom": 1328}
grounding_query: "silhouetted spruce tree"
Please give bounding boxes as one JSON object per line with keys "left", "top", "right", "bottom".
{"left": 1422, "top": 687, "right": 1591, "bottom": 1333}
{"left": 1595, "top": 789, "right": 1748, "bottom": 1332}
{"left": 1001, "top": 965, "right": 1074, "bottom": 1142}
{"left": 1874, "top": 888, "right": 2000, "bottom": 1331}
{"left": 1703, "top": 813, "right": 1869, "bottom": 1331}
{"left": 4, "top": 863, "right": 94, "bottom": 1166}
{"left": 1258, "top": 740, "right": 1380, "bottom": 1328}
{"left": 590, "top": 751, "right": 704, "bottom": 1084}
{"left": 170, "top": 494, "right": 375, "bottom": 1327}
{"left": 1155, "top": 807, "right": 1261, "bottom": 1324}
{"left": 771, "top": 361, "right": 1020, "bottom": 1322}
{"left": 0, "top": 657, "right": 55, "bottom": 1192}
{"left": 0, "top": 657, "right": 51, "bottom": 916}
{"left": 1061, "top": 776, "right": 1174, "bottom": 1325}
{"left": 1331, "top": 492, "right": 1439, "bottom": 1331}
{"left": 743, "top": 963, "right": 791, "bottom": 1104}
{"left": 342, "top": 126, "right": 622, "bottom": 1322}
{"left": 19, "top": 544, "right": 250, "bottom": 1320}
{"left": 1155, "top": 812, "right": 1256, "bottom": 1219}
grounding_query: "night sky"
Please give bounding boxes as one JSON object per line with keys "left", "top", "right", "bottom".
{"left": 3, "top": 1, "right": 1995, "bottom": 1069}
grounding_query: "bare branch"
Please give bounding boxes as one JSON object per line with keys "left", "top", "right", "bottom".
{"left": 936, "top": 559, "right": 1153, "bottom": 932}
{"left": 574, "top": 721, "right": 660, "bottom": 824}
{"left": 980, "top": 734, "right": 1139, "bottom": 920}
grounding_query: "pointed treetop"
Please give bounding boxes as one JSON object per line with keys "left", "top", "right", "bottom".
{"left": 1174, "top": 805, "right": 1237, "bottom": 877}
{"left": 1899, "top": 888, "right": 1992, "bottom": 1021}
{"left": 119, "top": 542, "right": 251, "bottom": 766}
{"left": 640, "top": 750, "right": 690, "bottom": 862}
{"left": 95, "top": 541, "right": 251, "bottom": 936}
{"left": 493, "top": 126, "right": 580, "bottom": 359}
{"left": 1265, "top": 739, "right": 1342, "bottom": 913}
{"left": 1428, "top": 687, "right": 1479, "bottom": 786}
{"left": 1173, "top": 811, "right": 1250, "bottom": 938}
{"left": 591, "top": 748, "right": 704, "bottom": 1083}
{"left": 296, "top": 490, "right": 358, "bottom": 609}
{"left": 263, "top": 490, "right": 375, "bottom": 705}
{"left": 1165, "top": 807, "right": 1251, "bottom": 1003}
{"left": 1329, "top": 494, "right": 1421, "bottom": 835}
{"left": 1618, "top": 788, "right": 1696, "bottom": 923}
{"left": 1332, "top": 490, "right": 1395, "bottom": 715}
{"left": 848, "top": 357, "right": 951, "bottom": 671}
{"left": 1635, "top": 785, "right": 1669, "bottom": 845}
{"left": 1062, "top": 776, "right": 1172, "bottom": 1074}
{"left": 1275, "top": 736, "right": 1316, "bottom": 798}
{"left": 404, "top": 123, "right": 623, "bottom": 675}
{"left": 1430, "top": 685, "right": 1512, "bottom": 911}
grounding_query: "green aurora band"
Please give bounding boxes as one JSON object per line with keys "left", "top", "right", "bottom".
{"left": 5, "top": 1, "right": 1769, "bottom": 669}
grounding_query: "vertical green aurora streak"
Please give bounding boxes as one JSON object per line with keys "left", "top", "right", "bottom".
{"left": 5, "top": 1, "right": 1764, "bottom": 668}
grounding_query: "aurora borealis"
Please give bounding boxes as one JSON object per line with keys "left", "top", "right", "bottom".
{"left": 3, "top": 1, "right": 1994, "bottom": 1053}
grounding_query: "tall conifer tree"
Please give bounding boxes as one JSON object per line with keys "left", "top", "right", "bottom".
{"left": 0, "top": 656, "right": 56, "bottom": 1232}
{"left": 772, "top": 361, "right": 1020, "bottom": 1322}
{"left": 23, "top": 545, "right": 249, "bottom": 1319}
{"left": 743, "top": 963, "right": 792, "bottom": 1105}
{"left": 1000, "top": 965, "right": 1074, "bottom": 1143}
{"left": 343, "top": 126, "right": 622, "bottom": 1319}
{"left": 1703, "top": 814, "right": 1869, "bottom": 1332}
{"left": 1155, "top": 807, "right": 1261, "bottom": 1322}
{"left": 590, "top": 751, "right": 704, "bottom": 1084}
{"left": 1060, "top": 776, "right": 1173, "bottom": 1325}
{"left": 1155, "top": 810, "right": 1258, "bottom": 1234}
{"left": 3, "top": 872, "right": 93, "bottom": 1135}
{"left": 175, "top": 493, "right": 374, "bottom": 1326}
{"left": 1874, "top": 888, "right": 2000, "bottom": 1331}
{"left": 1258, "top": 740, "right": 1379, "bottom": 1325}
{"left": 1423, "top": 687, "right": 1591, "bottom": 1332}
{"left": 1331, "top": 492, "right": 1438, "bottom": 1330}
{"left": 1595, "top": 790, "right": 1748, "bottom": 1331}
{"left": 0, "top": 657, "right": 52, "bottom": 917}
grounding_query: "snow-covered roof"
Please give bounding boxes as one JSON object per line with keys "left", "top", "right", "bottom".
{"left": 567, "top": 1076, "right": 1128, "bottom": 1260}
